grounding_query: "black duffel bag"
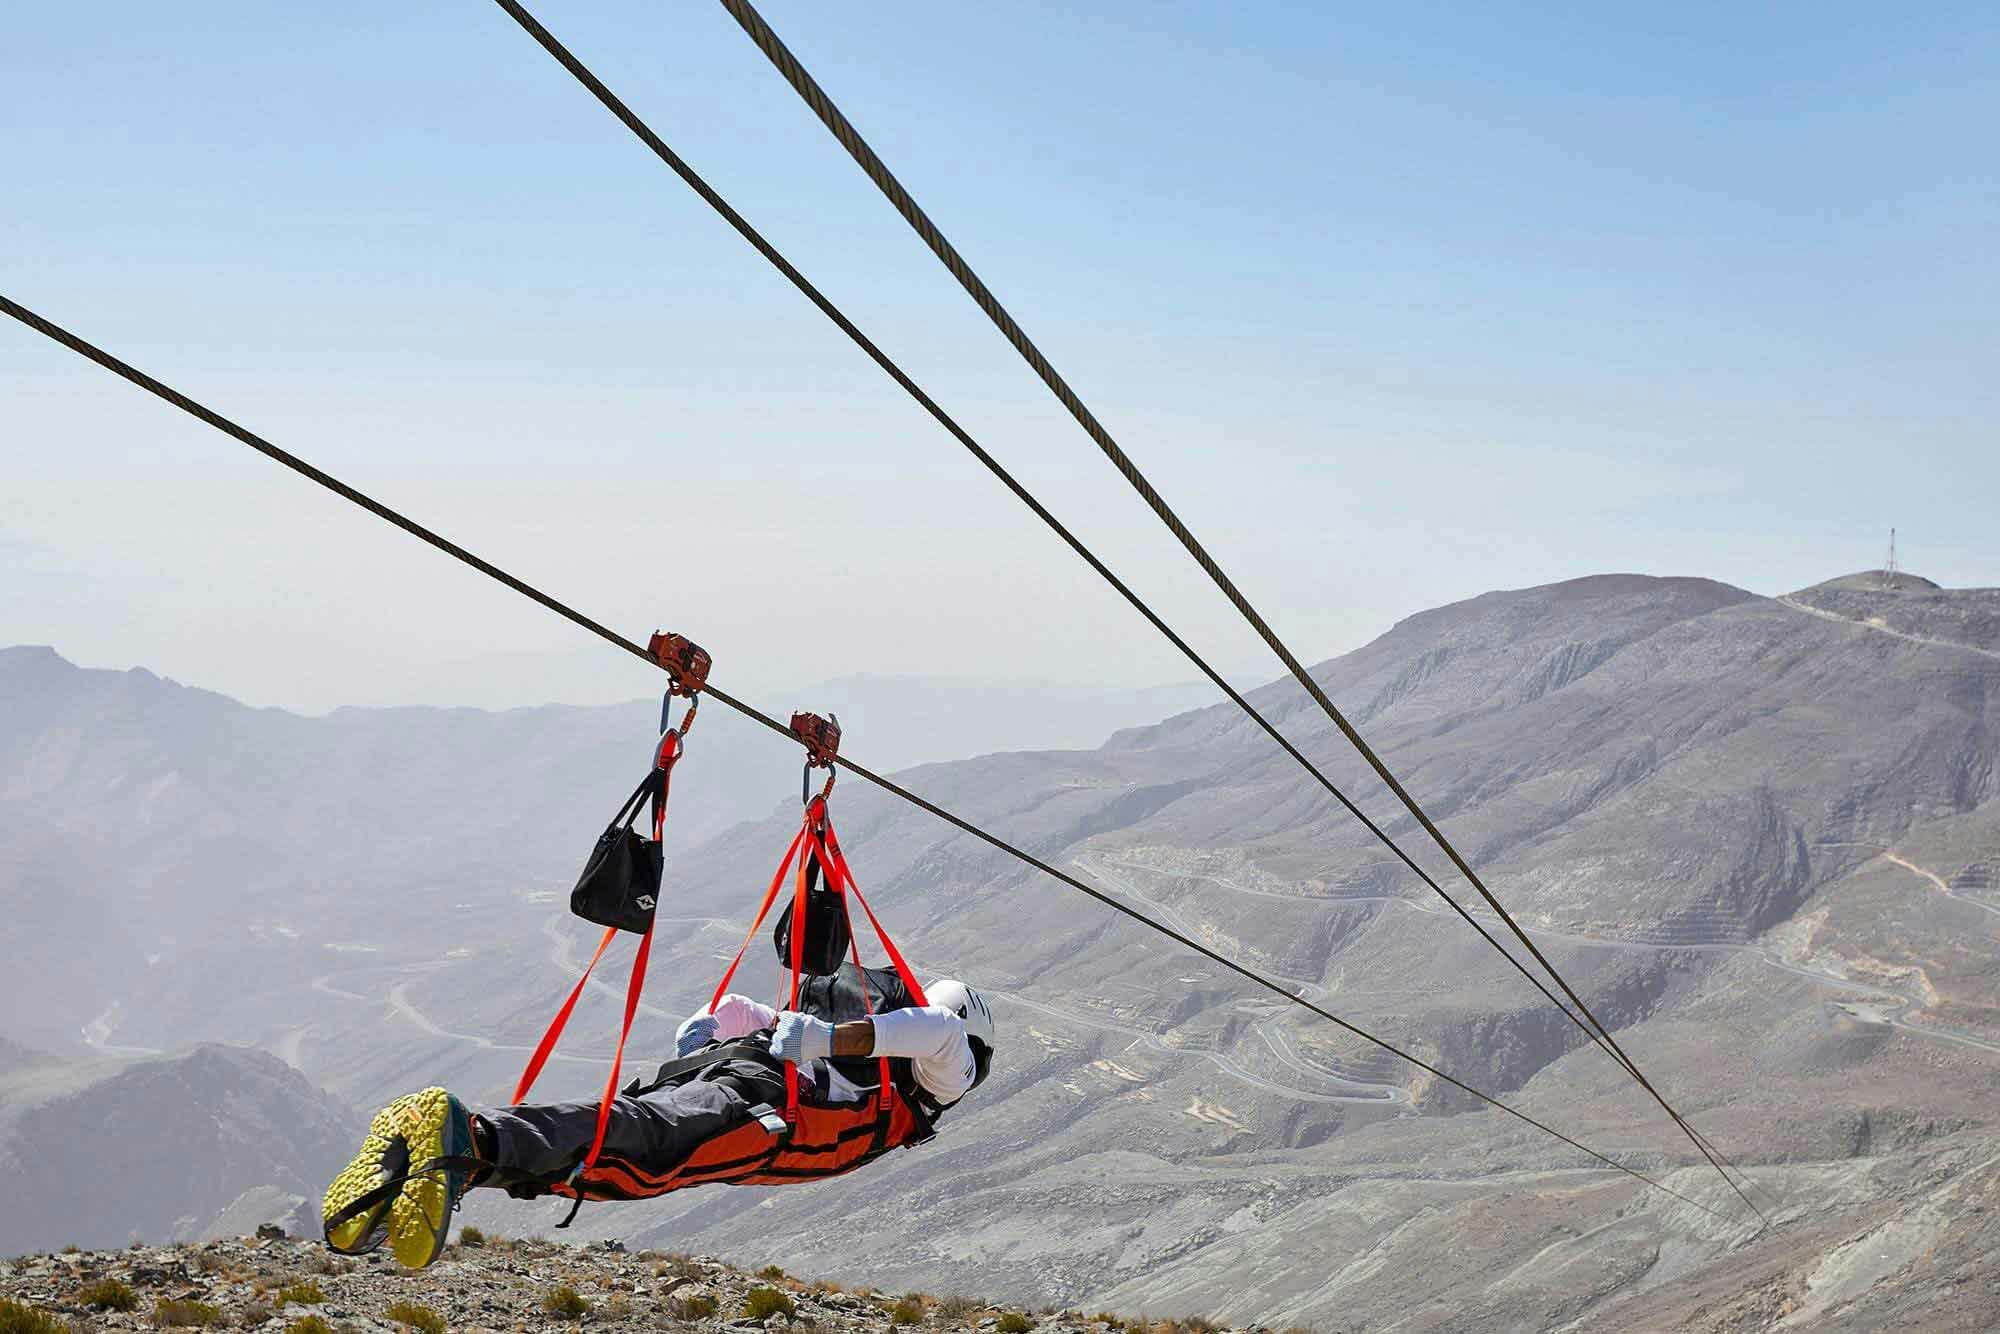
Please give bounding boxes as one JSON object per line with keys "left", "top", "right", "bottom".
{"left": 571, "top": 769, "right": 665, "bottom": 934}
{"left": 773, "top": 844, "right": 853, "bottom": 975}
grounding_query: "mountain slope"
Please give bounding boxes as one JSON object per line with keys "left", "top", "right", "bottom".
{"left": 0, "top": 1045, "right": 356, "bottom": 1256}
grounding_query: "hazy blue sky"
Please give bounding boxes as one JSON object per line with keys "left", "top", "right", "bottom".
{"left": 5, "top": 1, "right": 1995, "bottom": 713}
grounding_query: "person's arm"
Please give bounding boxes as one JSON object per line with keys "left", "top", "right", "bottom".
{"left": 829, "top": 1005, "right": 978, "bottom": 1105}
{"left": 709, "top": 993, "right": 779, "bottom": 1040}
{"left": 675, "top": 993, "right": 779, "bottom": 1055}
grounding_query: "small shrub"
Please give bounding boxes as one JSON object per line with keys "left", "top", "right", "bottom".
{"left": 890, "top": 1296, "right": 926, "bottom": 1325}
{"left": 78, "top": 1279, "right": 139, "bottom": 1312}
{"left": 154, "top": 1299, "right": 225, "bottom": 1328}
{"left": 0, "top": 1297, "right": 72, "bottom": 1334}
{"left": 456, "top": 1225, "right": 486, "bottom": 1248}
{"left": 655, "top": 1254, "right": 703, "bottom": 1282}
{"left": 236, "top": 1301, "right": 274, "bottom": 1328}
{"left": 60, "top": 1246, "right": 81, "bottom": 1256}
{"left": 1181, "top": 1319, "right": 1219, "bottom": 1334}
{"left": 273, "top": 1282, "right": 324, "bottom": 1309}
{"left": 543, "top": 1286, "right": 590, "bottom": 1320}
{"left": 671, "top": 1294, "right": 718, "bottom": 1320}
{"left": 284, "top": 1317, "right": 333, "bottom": 1334}
{"left": 935, "top": 1296, "right": 982, "bottom": 1321}
{"left": 757, "top": 1265, "right": 786, "bottom": 1281}
{"left": 996, "top": 1315, "right": 1033, "bottom": 1334}
{"left": 603, "top": 1295, "right": 633, "bottom": 1320}
{"left": 743, "top": 1287, "right": 795, "bottom": 1321}
{"left": 384, "top": 1301, "right": 444, "bottom": 1334}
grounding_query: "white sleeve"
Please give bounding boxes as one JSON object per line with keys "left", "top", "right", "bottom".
{"left": 677, "top": 993, "right": 778, "bottom": 1047}
{"left": 868, "top": 1004, "right": 977, "bottom": 1105}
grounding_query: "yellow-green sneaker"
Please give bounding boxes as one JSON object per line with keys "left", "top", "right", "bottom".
{"left": 322, "top": 1087, "right": 475, "bottom": 1268}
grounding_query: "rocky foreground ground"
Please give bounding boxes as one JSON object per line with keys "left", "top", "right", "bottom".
{"left": 0, "top": 1238, "right": 1268, "bottom": 1334}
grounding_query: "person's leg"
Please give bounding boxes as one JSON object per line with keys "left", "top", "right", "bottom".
{"left": 479, "top": 1060, "right": 787, "bottom": 1195}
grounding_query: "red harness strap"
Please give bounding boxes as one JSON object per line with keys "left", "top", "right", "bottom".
{"left": 812, "top": 816, "right": 927, "bottom": 1006}
{"left": 514, "top": 729, "right": 683, "bottom": 1172}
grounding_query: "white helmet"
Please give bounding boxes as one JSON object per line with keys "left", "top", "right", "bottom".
{"left": 927, "top": 978, "right": 995, "bottom": 1089}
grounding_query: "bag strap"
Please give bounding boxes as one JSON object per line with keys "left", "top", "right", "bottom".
{"left": 610, "top": 768, "right": 659, "bottom": 830}
{"left": 709, "top": 826, "right": 807, "bottom": 1008}
{"left": 512, "top": 925, "right": 615, "bottom": 1105}
{"left": 514, "top": 730, "right": 684, "bottom": 1112}
{"left": 814, "top": 812, "right": 928, "bottom": 1007}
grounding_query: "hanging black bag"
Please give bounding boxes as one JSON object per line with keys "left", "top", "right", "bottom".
{"left": 571, "top": 769, "right": 665, "bottom": 934}
{"left": 773, "top": 843, "right": 853, "bottom": 975}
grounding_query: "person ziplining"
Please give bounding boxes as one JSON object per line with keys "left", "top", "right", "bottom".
{"left": 320, "top": 640, "right": 998, "bottom": 1269}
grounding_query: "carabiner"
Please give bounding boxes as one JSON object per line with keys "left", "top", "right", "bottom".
{"left": 659, "top": 690, "right": 700, "bottom": 743}
{"left": 802, "top": 760, "right": 836, "bottom": 806}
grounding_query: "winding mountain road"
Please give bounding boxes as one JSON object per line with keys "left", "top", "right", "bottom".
{"left": 1087, "top": 853, "right": 2000, "bottom": 1061}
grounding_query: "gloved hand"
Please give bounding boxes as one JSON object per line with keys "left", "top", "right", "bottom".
{"left": 768, "top": 1012, "right": 834, "bottom": 1065}
{"left": 674, "top": 1015, "right": 718, "bottom": 1058}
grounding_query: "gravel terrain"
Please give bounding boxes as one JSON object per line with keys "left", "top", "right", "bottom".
{"left": 0, "top": 1237, "right": 1245, "bottom": 1334}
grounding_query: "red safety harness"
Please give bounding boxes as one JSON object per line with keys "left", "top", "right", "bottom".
{"left": 554, "top": 714, "right": 940, "bottom": 1205}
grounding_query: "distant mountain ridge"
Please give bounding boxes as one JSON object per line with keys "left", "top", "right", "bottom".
{"left": 0, "top": 1044, "right": 354, "bottom": 1256}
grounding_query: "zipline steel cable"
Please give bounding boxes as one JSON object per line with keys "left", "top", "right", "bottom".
{"left": 0, "top": 290, "right": 1739, "bottom": 1224}
{"left": 484, "top": 0, "right": 1759, "bottom": 1214}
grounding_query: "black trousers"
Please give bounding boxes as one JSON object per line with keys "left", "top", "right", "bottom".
{"left": 479, "top": 1060, "right": 786, "bottom": 1190}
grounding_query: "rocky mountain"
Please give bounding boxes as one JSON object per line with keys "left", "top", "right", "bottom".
{"left": 0, "top": 1045, "right": 356, "bottom": 1257}
{"left": 4, "top": 570, "right": 1998, "bottom": 1329}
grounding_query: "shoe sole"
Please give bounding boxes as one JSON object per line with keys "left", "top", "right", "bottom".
{"left": 387, "top": 1086, "right": 462, "bottom": 1270}
{"left": 322, "top": 1092, "right": 422, "bottom": 1254}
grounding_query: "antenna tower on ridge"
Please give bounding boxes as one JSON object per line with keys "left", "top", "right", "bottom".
{"left": 1885, "top": 528, "right": 1899, "bottom": 581}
